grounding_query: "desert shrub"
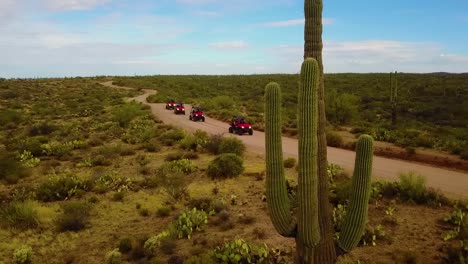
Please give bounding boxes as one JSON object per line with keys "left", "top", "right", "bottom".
{"left": 0, "top": 201, "right": 40, "bottom": 229}
{"left": 332, "top": 204, "right": 347, "bottom": 237}
{"left": 218, "top": 137, "right": 245, "bottom": 156}
{"left": 143, "top": 138, "right": 162, "bottom": 152}
{"left": 29, "top": 122, "right": 56, "bottom": 136}
{"left": 17, "top": 151, "right": 40, "bottom": 168}
{"left": 0, "top": 109, "right": 23, "bottom": 126}
{"left": 165, "top": 151, "right": 199, "bottom": 161}
{"left": 40, "top": 141, "right": 74, "bottom": 158}
{"left": 187, "top": 197, "right": 213, "bottom": 212}
{"left": 160, "top": 172, "right": 189, "bottom": 201}
{"left": 211, "top": 199, "right": 227, "bottom": 213}
{"left": 112, "top": 102, "right": 146, "bottom": 128}
{"left": 121, "top": 117, "right": 156, "bottom": 144}
{"left": 179, "top": 130, "right": 209, "bottom": 152}
{"left": 370, "top": 181, "right": 400, "bottom": 200}
{"left": 174, "top": 208, "right": 209, "bottom": 239}
{"left": 118, "top": 238, "right": 132, "bottom": 253}
{"left": 13, "top": 245, "right": 33, "bottom": 264}
{"left": 144, "top": 230, "right": 174, "bottom": 257}
{"left": 0, "top": 152, "right": 29, "bottom": 184}
{"left": 156, "top": 206, "right": 172, "bottom": 217}
{"left": 167, "top": 256, "right": 184, "bottom": 264}
{"left": 105, "top": 248, "right": 122, "bottom": 264}
{"left": 159, "top": 128, "right": 186, "bottom": 146}
{"left": 283, "top": 157, "right": 296, "bottom": 168}
{"left": 326, "top": 131, "right": 344, "bottom": 148}
{"left": 36, "top": 173, "right": 89, "bottom": 202}
{"left": 92, "top": 172, "right": 133, "bottom": 193}
{"left": 213, "top": 239, "right": 269, "bottom": 264}
{"left": 207, "top": 153, "right": 244, "bottom": 179}
{"left": 55, "top": 201, "right": 92, "bottom": 232}
{"left": 329, "top": 181, "right": 352, "bottom": 205}
{"left": 16, "top": 136, "right": 47, "bottom": 156}
{"left": 360, "top": 224, "right": 388, "bottom": 246}
{"left": 205, "top": 134, "right": 223, "bottom": 155}
{"left": 159, "top": 159, "right": 197, "bottom": 175}
{"left": 399, "top": 172, "right": 427, "bottom": 203}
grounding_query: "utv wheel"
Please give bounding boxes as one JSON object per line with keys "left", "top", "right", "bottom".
{"left": 249, "top": 129, "right": 253, "bottom": 135}
{"left": 183, "top": 112, "right": 186, "bottom": 115}
{"left": 229, "top": 127, "right": 233, "bottom": 133}
{"left": 189, "top": 116, "right": 192, "bottom": 120}
{"left": 201, "top": 117, "right": 205, "bottom": 122}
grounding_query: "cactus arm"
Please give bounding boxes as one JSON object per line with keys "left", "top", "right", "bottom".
{"left": 265, "top": 82, "right": 296, "bottom": 237}
{"left": 297, "top": 58, "right": 321, "bottom": 247}
{"left": 338, "top": 135, "right": 374, "bottom": 252}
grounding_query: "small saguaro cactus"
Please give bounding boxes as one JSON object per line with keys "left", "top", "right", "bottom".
{"left": 265, "top": 58, "right": 374, "bottom": 264}
{"left": 390, "top": 71, "right": 398, "bottom": 127}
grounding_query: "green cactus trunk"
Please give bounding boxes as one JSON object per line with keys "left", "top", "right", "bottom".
{"left": 304, "top": 0, "right": 336, "bottom": 262}
{"left": 265, "top": 59, "right": 374, "bottom": 263}
{"left": 390, "top": 71, "right": 398, "bottom": 127}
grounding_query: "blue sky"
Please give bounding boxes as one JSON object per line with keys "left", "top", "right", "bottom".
{"left": 1, "top": 0, "right": 467, "bottom": 77}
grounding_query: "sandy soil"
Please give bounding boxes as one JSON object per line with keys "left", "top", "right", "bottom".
{"left": 101, "top": 81, "right": 468, "bottom": 200}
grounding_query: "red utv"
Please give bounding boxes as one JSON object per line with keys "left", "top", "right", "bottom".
{"left": 165, "top": 99, "right": 175, "bottom": 110}
{"left": 174, "top": 103, "right": 185, "bottom": 115}
{"left": 189, "top": 106, "right": 205, "bottom": 122}
{"left": 229, "top": 116, "right": 253, "bottom": 135}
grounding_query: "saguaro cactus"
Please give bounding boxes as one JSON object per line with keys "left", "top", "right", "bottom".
{"left": 390, "top": 71, "right": 398, "bottom": 127}
{"left": 265, "top": 58, "right": 374, "bottom": 264}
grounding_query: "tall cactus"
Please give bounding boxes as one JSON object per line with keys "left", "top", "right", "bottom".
{"left": 390, "top": 71, "right": 398, "bottom": 127}
{"left": 265, "top": 58, "right": 374, "bottom": 264}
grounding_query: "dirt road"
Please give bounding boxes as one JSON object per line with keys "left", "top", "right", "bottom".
{"left": 102, "top": 81, "right": 468, "bottom": 199}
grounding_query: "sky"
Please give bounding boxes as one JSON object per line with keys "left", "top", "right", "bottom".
{"left": 1, "top": 0, "right": 468, "bottom": 77}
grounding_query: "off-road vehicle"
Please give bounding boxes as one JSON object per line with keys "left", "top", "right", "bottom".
{"left": 189, "top": 106, "right": 205, "bottom": 122}
{"left": 174, "top": 103, "right": 185, "bottom": 115}
{"left": 229, "top": 116, "right": 253, "bottom": 135}
{"left": 165, "top": 99, "right": 176, "bottom": 110}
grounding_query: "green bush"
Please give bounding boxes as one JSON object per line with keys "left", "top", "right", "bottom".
{"left": 0, "top": 109, "right": 23, "bottom": 126}
{"left": 112, "top": 102, "right": 146, "bottom": 128}
{"left": 0, "top": 152, "right": 29, "bottom": 184}
{"left": 207, "top": 153, "right": 244, "bottom": 179}
{"left": 213, "top": 239, "right": 269, "bottom": 264}
{"left": 156, "top": 206, "right": 172, "bottom": 217}
{"left": 326, "top": 131, "right": 344, "bottom": 148}
{"left": 118, "top": 238, "right": 132, "bottom": 253}
{"left": 159, "top": 159, "right": 197, "bottom": 175}
{"left": 105, "top": 248, "right": 122, "bottom": 264}
{"left": 144, "top": 230, "right": 174, "bottom": 257}
{"left": 55, "top": 201, "right": 92, "bottom": 232}
{"left": 205, "top": 134, "right": 223, "bottom": 155}
{"left": 174, "top": 208, "right": 209, "bottom": 239}
{"left": 0, "top": 201, "right": 40, "bottom": 229}
{"left": 29, "top": 122, "right": 57, "bottom": 136}
{"left": 219, "top": 137, "right": 246, "bottom": 156}
{"left": 283, "top": 157, "right": 296, "bottom": 168}
{"left": 159, "top": 128, "right": 186, "bottom": 146}
{"left": 179, "top": 130, "right": 209, "bottom": 152}
{"left": 399, "top": 172, "right": 427, "bottom": 203}
{"left": 121, "top": 117, "right": 156, "bottom": 144}
{"left": 13, "top": 245, "right": 33, "bottom": 264}
{"left": 37, "top": 173, "right": 89, "bottom": 202}
{"left": 143, "top": 138, "right": 162, "bottom": 152}
{"left": 184, "top": 253, "right": 216, "bottom": 264}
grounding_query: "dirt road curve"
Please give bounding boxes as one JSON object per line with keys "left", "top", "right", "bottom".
{"left": 102, "top": 81, "right": 468, "bottom": 199}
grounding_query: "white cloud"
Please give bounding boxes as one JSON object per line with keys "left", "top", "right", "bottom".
{"left": 209, "top": 41, "right": 248, "bottom": 49}
{"left": 270, "top": 40, "right": 468, "bottom": 73}
{"left": 261, "top": 18, "right": 335, "bottom": 27}
{"left": 42, "top": 0, "right": 113, "bottom": 11}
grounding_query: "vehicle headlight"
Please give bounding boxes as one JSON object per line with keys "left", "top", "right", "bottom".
{"left": 249, "top": 126, "right": 252, "bottom": 129}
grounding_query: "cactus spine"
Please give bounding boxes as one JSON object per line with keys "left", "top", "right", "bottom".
{"left": 265, "top": 58, "right": 374, "bottom": 263}
{"left": 390, "top": 71, "right": 398, "bottom": 127}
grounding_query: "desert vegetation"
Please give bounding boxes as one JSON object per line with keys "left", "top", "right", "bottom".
{"left": 0, "top": 77, "right": 466, "bottom": 264}
{"left": 113, "top": 72, "right": 468, "bottom": 162}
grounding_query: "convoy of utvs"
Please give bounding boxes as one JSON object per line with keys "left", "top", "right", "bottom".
{"left": 165, "top": 99, "right": 253, "bottom": 135}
